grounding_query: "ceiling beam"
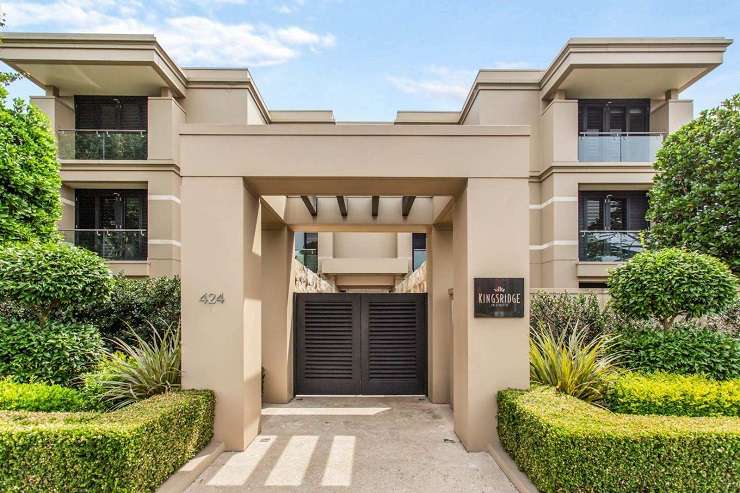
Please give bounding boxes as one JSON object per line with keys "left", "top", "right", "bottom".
{"left": 402, "top": 196, "right": 416, "bottom": 217}
{"left": 300, "top": 195, "right": 317, "bottom": 217}
{"left": 371, "top": 196, "right": 379, "bottom": 217}
{"left": 336, "top": 196, "right": 348, "bottom": 217}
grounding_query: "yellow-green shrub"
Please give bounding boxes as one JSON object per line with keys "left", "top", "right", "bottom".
{"left": 0, "top": 379, "right": 89, "bottom": 412}
{"left": 606, "top": 372, "right": 740, "bottom": 417}
{"left": 0, "top": 390, "right": 214, "bottom": 492}
{"left": 498, "top": 386, "right": 740, "bottom": 493}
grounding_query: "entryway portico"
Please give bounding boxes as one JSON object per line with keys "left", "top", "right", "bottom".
{"left": 179, "top": 122, "right": 530, "bottom": 453}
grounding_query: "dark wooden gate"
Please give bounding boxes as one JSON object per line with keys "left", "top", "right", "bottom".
{"left": 294, "top": 293, "right": 427, "bottom": 395}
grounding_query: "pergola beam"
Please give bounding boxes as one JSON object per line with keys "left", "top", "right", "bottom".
{"left": 336, "top": 196, "right": 348, "bottom": 217}
{"left": 371, "top": 196, "right": 379, "bottom": 217}
{"left": 401, "top": 196, "right": 416, "bottom": 217}
{"left": 300, "top": 195, "right": 318, "bottom": 216}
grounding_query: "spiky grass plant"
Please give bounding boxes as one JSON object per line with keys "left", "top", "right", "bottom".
{"left": 529, "top": 322, "right": 620, "bottom": 403}
{"left": 100, "top": 322, "right": 181, "bottom": 409}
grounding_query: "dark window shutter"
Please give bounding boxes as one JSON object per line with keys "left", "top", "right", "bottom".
{"left": 412, "top": 233, "right": 426, "bottom": 250}
{"left": 75, "top": 96, "right": 147, "bottom": 129}
{"left": 607, "top": 107, "right": 626, "bottom": 132}
{"left": 628, "top": 108, "right": 647, "bottom": 132}
{"left": 580, "top": 194, "right": 604, "bottom": 230}
{"left": 627, "top": 192, "right": 649, "bottom": 230}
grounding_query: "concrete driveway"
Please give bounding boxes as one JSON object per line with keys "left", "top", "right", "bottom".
{"left": 186, "top": 396, "right": 516, "bottom": 492}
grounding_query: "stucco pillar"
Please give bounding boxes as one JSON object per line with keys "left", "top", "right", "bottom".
{"left": 261, "top": 225, "right": 296, "bottom": 403}
{"left": 147, "top": 172, "right": 181, "bottom": 277}
{"left": 452, "top": 178, "right": 530, "bottom": 452}
{"left": 396, "top": 232, "right": 412, "bottom": 271}
{"left": 428, "top": 225, "right": 453, "bottom": 404}
{"left": 181, "top": 177, "right": 262, "bottom": 451}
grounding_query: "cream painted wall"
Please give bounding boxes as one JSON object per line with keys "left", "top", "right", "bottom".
{"left": 332, "top": 232, "right": 398, "bottom": 258}
{"left": 183, "top": 88, "right": 250, "bottom": 124}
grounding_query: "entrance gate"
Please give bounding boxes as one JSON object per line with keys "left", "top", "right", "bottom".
{"left": 295, "top": 293, "right": 427, "bottom": 395}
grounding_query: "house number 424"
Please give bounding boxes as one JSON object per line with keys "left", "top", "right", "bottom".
{"left": 199, "top": 293, "right": 225, "bottom": 305}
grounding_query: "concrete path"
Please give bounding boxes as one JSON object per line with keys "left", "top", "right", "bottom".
{"left": 187, "top": 396, "right": 516, "bottom": 492}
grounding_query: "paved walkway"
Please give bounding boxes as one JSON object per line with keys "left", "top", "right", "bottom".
{"left": 187, "top": 396, "right": 516, "bottom": 492}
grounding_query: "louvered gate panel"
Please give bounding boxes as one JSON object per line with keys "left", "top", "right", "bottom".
{"left": 295, "top": 294, "right": 361, "bottom": 394}
{"left": 362, "top": 294, "right": 426, "bottom": 394}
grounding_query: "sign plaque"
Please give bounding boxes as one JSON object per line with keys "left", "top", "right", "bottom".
{"left": 474, "top": 278, "right": 524, "bottom": 318}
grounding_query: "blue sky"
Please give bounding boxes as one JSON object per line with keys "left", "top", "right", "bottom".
{"left": 1, "top": 0, "right": 738, "bottom": 121}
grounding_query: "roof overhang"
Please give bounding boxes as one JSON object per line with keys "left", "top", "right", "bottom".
{"left": 0, "top": 32, "right": 188, "bottom": 98}
{"left": 540, "top": 37, "right": 733, "bottom": 100}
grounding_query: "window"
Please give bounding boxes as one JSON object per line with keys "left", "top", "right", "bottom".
{"left": 295, "top": 232, "right": 318, "bottom": 272}
{"left": 579, "top": 191, "right": 648, "bottom": 262}
{"left": 74, "top": 189, "right": 147, "bottom": 260}
{"left": 412, "top": 233, "right": 427, "bottom": 271}
{"left": 578, "top": 99, "right": 650, "bottom": 133}
{"left": 75, "top": 96, "right": 148, "bottom": 130}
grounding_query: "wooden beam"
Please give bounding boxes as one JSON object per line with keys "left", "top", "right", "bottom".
{"left": 402, "top": 196, "right": 416, "bottom": 217}
{"left": 371, "top": 196, "right": 379, "bottom": 217}
{"left": 300, "top": 195, "right": 317, "bottom": 217}
{"left": 336, "top": 196, "right": 348, "bottom": 217}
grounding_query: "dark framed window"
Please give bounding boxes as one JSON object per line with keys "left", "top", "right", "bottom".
{"left": 578, "top": 99, "right": 650, "bottom": 133}
{"left": 295, "top": 232, "right": 319, "bottom": 272}
{"left": 579, "top": 191, "right": 648, "bottom": 262}
{"left": 75, "top": 96, "right": 148, "bottom": 130}
{"left": 75, "top": 189, "right": 148, "bottom": 260}
{"left": 412, "top": 233, "right": 427, "bottom": 271}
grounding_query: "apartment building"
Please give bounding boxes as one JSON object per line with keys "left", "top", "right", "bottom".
{"left": 0, "top": 33, "right": 731, "bottom": 452}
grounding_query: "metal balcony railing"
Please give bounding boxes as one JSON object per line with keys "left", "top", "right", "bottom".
{"left": 579, "top": 230, "right": 643, "bottom": 262}
{"left": 295, "top": 248, "right": 319, "bottom": 273}
{"left": 578, "top": 132, "right": 664, "bottom": 162}
{"left": 60, "top": 229, "right": 148, "bottom": 261}
{"left": 57, "top": 129, "right": 148, "bottom": 160}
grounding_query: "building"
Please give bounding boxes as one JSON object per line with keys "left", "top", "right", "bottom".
{"left": 0, "top": 33, "right": 731, "bottom": 452}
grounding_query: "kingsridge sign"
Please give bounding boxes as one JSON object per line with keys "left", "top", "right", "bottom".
{"left": 474, "top": 278, "right": 525, "bottom": 318}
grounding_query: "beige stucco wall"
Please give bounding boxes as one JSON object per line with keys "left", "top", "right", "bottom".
{"left": 333, "top": 232, "right": 397, "bottom": 258}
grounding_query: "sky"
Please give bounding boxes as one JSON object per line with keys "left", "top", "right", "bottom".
{"left": 1, "top": 0, "right": 738, "bottom": 121}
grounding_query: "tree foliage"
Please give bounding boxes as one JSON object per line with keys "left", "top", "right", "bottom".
{"left": 608, "top": 248, "right": 737, "bottom": 329}
{"left": 0, "top": 84, "right": 61, "bottom": 243}
{"left": 647, "top": 94, "right": 740, "bottom": 273}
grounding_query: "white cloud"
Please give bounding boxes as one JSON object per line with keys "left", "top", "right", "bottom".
{"left": 387, "top": 66, "right": 474, "bottom": 101}
{"left": 3, "top": 0, "right": 336, "bottom": 66}
{"left": 276, "top": 4, "right": 294, "bottom": 14}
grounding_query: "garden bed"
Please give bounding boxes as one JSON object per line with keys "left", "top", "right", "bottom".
{"left": 498, "top": 386, "right": 740, "bottom": 493}
{"left": 0, "top": 390, "right": 214, "bottom": 492}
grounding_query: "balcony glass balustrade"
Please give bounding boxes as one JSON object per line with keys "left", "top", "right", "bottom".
{"left": 60, "top": 229, "right": 148, "bottom": 261}
{"left": 579, "top": 230, "right": 643, "bottom": 262}
{"left": 57, "top": 129, "right": 148, "bottom": 160}
{"left": 295, "top": 248, "right": 319, "bottom": 273}
{"left": 578, "top": 132, "right": 664, "bottom": 162}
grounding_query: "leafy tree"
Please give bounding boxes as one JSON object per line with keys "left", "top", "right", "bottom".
{"left": 0, "top": 242, "right": 113, "bottom": 323}
{"left": 608, "top": 248, "right": 737, "bottom": 329}
{"left": 646, "top": 94, "right": 740, "bottom": 273}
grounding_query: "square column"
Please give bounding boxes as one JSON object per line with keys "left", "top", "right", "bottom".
{"left": 427, "top": 226, "right": 453, "bottom": 404}
{"left": 452, "top": 178, "right": 530, "bottom": 452}
{"left": 261, "top": 225, "right": 296, "bottom": 403}
{"left": 181, "top": 177, "right": 262, "bottom": 451}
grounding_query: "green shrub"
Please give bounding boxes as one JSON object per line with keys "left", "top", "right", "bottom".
{"left": 0, "top": 242, "right": 112, "bottom": 323}
{"left": 0, "top": 390, "right": 214, "bottom": 492}
{"left": 98, "top": 323, "right": 181, "bottom": 409}
{"left": 529, "top": 322, "right": 619, "bottom": 402}
{"left": 60, "top": 275, "right": 180, "bottom": 345}
{"left": 498, "top": 386, "right": 740, "bottom": 493}
{"left": 612, "top": 322, "right": 740, "bottom": 380}
{"left": 606, "top": 372, "right": 740, "bottom": 417}
{"left": 0, "top": 83, "right": 61, "bottom": 243}
{"left": 80, "top": 354, "right": 131, "bottom": 412}
{"left": 530, "top": 291, "right": 609, "bottom": 340}
{"left": 0, "top": 319, "right": 104, "bottom": 387}
{"left": 0, "top": 379, "right": 89, "bottom": 412}
{"left": 608, "top": 248, "right": 737, "bottom": 329}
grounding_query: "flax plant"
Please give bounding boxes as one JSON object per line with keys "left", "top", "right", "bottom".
{"left": 100, "top": 322, "right": 181, "bottom": 409}
{"left": 529, "top": 322, "right": 620, "bottom": 403}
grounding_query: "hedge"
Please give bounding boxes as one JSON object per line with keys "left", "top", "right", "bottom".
{"left": 0, "top": 390, "right": 214, "bottom": 492}
{"left": 0, "top": 379, "right": 89, "bottom": 412}
{"left": 606, "top": 372, "right": 740, "bottom": 417}
{"left": 498, "top": 386, "right": 740, "bottom": 493}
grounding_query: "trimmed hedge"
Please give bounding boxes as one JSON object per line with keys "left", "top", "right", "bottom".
{"left": 606, "top": 372, "right": 740, "bottom": 417}
{"left": 0, "top": 390, "right": 214, "bottom": 492}
{"left": 498, "top": 386, "right": 740, "bottom": 493}
{"left": 0, "top": 379, "right": 89, "bottom": 412}
{"left": 612, "top": 322, "right": 740, "bottom": 380}
{"left": 0, "top": 319, "right": 104, "bottom": 387}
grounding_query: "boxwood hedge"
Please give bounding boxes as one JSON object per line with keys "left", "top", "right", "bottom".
{"left": 0, "top": 379, "right": 90, "bottom": 412}
{"left": 498, "top": 386, "right": 740, "bottom": 493}
{"left": 606, "top": 372, "right": 740, "bottom": 417}
{"left": 0, "top": 390, "right": 214, "bottom": 492}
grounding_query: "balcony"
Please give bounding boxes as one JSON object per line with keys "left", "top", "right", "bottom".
{"left": 60, "top": 229, "right": 148, "bottom": 261}
{"left": 295, "top": 248, "right": 318, "bottom": 273}
{"left": 57, "top": 129, "right": 148, "bottom": 160}
{"left": 579, "top": 230, "right": 643, "bottom": 262}
{"left": 578, "top": 132, "right": 664, "bottom": 162}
